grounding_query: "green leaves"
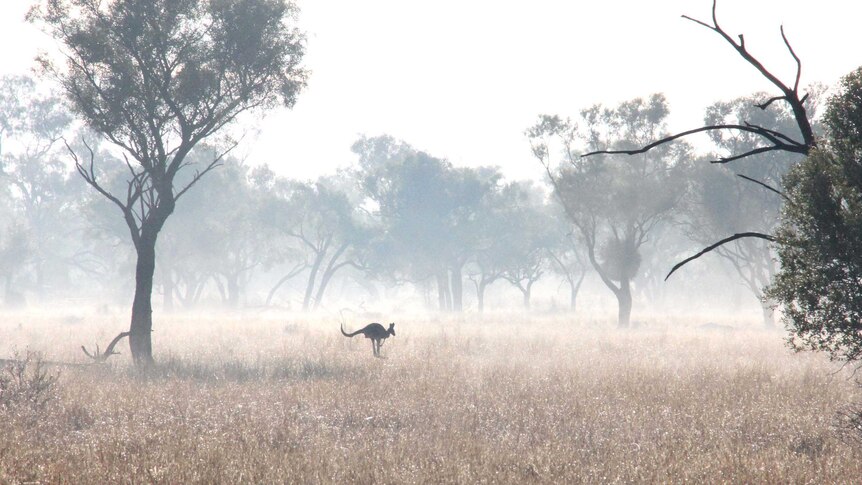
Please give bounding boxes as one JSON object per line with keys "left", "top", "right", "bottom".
{"left": 769, "top": 68, "right": 862, "bottom": 362}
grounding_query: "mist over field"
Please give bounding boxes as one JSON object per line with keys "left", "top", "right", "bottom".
{"left": 2, "top": 0, "right": 862, "bottom": 483}
{"left": 3, "top": 312, "right": 862, "bottom": 483}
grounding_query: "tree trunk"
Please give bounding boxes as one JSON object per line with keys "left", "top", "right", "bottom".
{"left": 522, "top": 286, "right": 531, "bottom": 309}
{"left": 450, "top": 265, "right": 463, "bottom": 312}
{"left": 191, "top": 276, "right": 207, "bottom": 307}
{"left": 129, "top": 239, "right": 156, "bottom": 366}
{"left": 303, "top": 251, "right": 325, "bottom": 311}
{"left": 477, "top": 280, "right": 487, "bottom": 313}
{"left": 266, "top": 274, "right": 292, "bottom": 307}
{"left": 436, "top": 271, "right": 451, "bottom": 311}
{"left": 570, "top": 271, "right": 586, "bottom": 312}
{"left": 616, "top": 278, "right": 632, "bottom": 328}
{"left": 226, "top": 274, "right": 240, "bottom": 308}
{"left": 214, "top": 277, "right": 227, "bottom": 303}
{"left": 313, "top": 244, "right": 349, "bottom": 311}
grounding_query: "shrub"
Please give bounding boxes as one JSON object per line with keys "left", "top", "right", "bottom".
{"left": 0, "top": 350, "right": 60, "bottom": 412}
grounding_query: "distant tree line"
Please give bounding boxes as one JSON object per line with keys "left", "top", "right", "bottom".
{"left": 0, "top": 72, "right": 805, "bottom": 325}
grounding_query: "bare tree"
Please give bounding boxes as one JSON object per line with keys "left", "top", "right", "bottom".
{"left": 583, "top": 0, "right": 818, "bottom": 278}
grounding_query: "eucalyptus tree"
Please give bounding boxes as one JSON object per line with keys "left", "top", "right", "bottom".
{"left": 767, "top": 67, "right": 862, "bottom": 362}
{"left": 352, "top": 135, "right": 499, "bottom": 312}
{"left": 467, "top": 180, "right": 513, "bottom": 313}
{"left": 584, "top": 1, "right": 818, "bottom": 279}
{"left": 545, "top": 205, "right": 588, "bottom": 312}
{"left": 0, "top": 76, "right": 80, "bottom": 300}
{"left": 529, "top": 95, "right": 690, "bottom": 327}
{"left": 681, "top": 92, "right": 818, "bottom": 324}
{"left": 263, "top": 173, "right": 370, "bottom": 311}
{"left": 496, "top": 181, "right": 555, "bottom": 309}
{"left": 30, "top": 0, "right": 306, "bottom": 364}
{"left": 155, "top": 155, "right": 273, "bottom": 309}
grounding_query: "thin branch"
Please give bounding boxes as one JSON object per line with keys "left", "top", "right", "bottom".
{"left": 735, "top": 173, "right": 790, "bottom": 201}
{"left": 711, "top": 145, "right": 787, "bottom": 164}
{"left": 755, "top": 95, "right": 785, "bottom": 110}
{"left": 581, "top": 124, "right": 806, "bottom": 158}
{"left": 780, "top": 25, "right": 803, "bottom": 92}
{"left": 173, "top": 142, "right": 237, "bottom": 201}
{"left": 665, "top": 232, "right": 776, "bottom": 281}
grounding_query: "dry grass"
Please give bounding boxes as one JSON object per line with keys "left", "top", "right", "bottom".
{"left": 0, "top": 312, "right": 861, "bottom": 483}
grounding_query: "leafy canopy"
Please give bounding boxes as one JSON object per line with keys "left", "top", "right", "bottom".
{"left": 768, "top": 67, "right": 862, "bottom": 361}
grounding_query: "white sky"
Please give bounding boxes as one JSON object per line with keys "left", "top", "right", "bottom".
{"left": 1, "top": 0, "right": 860, "bottom": 181}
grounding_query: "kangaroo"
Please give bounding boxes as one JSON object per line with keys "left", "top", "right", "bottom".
{"left": 341, "top": 322, "right": 395, "bottom": 357}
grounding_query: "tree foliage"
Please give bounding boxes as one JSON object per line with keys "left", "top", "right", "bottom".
{"left": 29, "top": 0, "right": 307, "bottom": 364}
{"left": 529, "top": 94, "right": 690, "bottom": 326}
{"left": 768, "top": 67, "right": 862, "bottom": 361}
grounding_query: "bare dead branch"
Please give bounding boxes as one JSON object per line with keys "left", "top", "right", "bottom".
{"left": 780, "top": 25, "right": 803, "bottom": 92}
{"left": 665, "top": 0, "right": 817, "bottom": 154}
{"left": 665, "top": 232, "right": 776, "bottom": 280}
{"left": 81, "top": 331, "right": 130, "bottom": 363}
{"left": 711, "top": 145, "right": 785, "bottom": 164}
{"left": 581, "top": 124, "right": 806, "bottom": 159}
{"left": 755, "top": 95, "right": 785, "bottom": 110}
{"left": 735, "top": 173, "right": 790, "bottom": 201}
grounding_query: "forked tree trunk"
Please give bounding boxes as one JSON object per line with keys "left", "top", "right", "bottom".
{"left": 477, "top": 280, "right": 488, "bottom": 313}
{"left": 303, "top": 251, "right": 325, "bottom": 311}
{"left": 312, "top": 244, "right": 349, "bottom": 311}
{"left": 570, "top": 271, "right": 586, "bottom": 312}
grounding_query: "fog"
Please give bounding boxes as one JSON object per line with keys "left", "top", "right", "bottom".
{"left": 0, "top": 91, "right": 791, "bottom": 327}
{"left": 0, "top": 0, "right": 851, "bottom": 328}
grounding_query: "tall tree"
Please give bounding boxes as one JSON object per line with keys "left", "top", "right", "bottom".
{"left": 529, "top": 95, "right": 690, "bottom": 327}
{"left": 683, "top": 92, "right": 820, "bottom": 325}
{"left": 353, "top": 135, "right": 498, "bottom": 312}
{"left": 263, "top": 173, "right": 369, "bottom": 311}
{"left": 767, "top": 67, "right": 862, "bottom": 362}
{"left": 496, "top": 181, "right": 555, "bottom": 309}
{"left": 546, "top": 208, "right": 588, "bottom": 312}
{"left": 157, "top": 155, "right": 273, "bottom": 310}
{"left": 0, "top": 76, "right": 78, "bottom": 301}
{"left": 30, "top": 0, "right": 306, "bottom": 364}
{"left": 583, "top": 0, "right": 817, "bottom": 277}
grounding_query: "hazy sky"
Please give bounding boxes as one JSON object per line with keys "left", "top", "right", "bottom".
{"left": 1, "top": 0, "right": 860, "bottom": 181}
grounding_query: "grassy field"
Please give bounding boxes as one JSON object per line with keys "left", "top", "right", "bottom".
{"left": 1, "top": 312, "right": 861, "bottom": 483}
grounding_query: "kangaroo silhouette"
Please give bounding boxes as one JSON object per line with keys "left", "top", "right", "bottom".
{"left": 341, "top": 322, "right": 395, "bottom": 357}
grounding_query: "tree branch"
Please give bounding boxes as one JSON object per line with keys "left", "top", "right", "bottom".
{"left": 581, "top": 124, "right": 806, "bottom": 159}
{"left": 665, "top": 232, "right": 776, "bottom": 280}
{"left": 81, "top": 331, "right": 130, "bottom": 363}
{"left": 735, "top": 173, "right": 789, "bottom": 201}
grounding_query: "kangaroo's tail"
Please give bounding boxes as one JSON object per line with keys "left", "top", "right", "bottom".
{"left": 341, "top": 323, "right": 361, "bottom": 337}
